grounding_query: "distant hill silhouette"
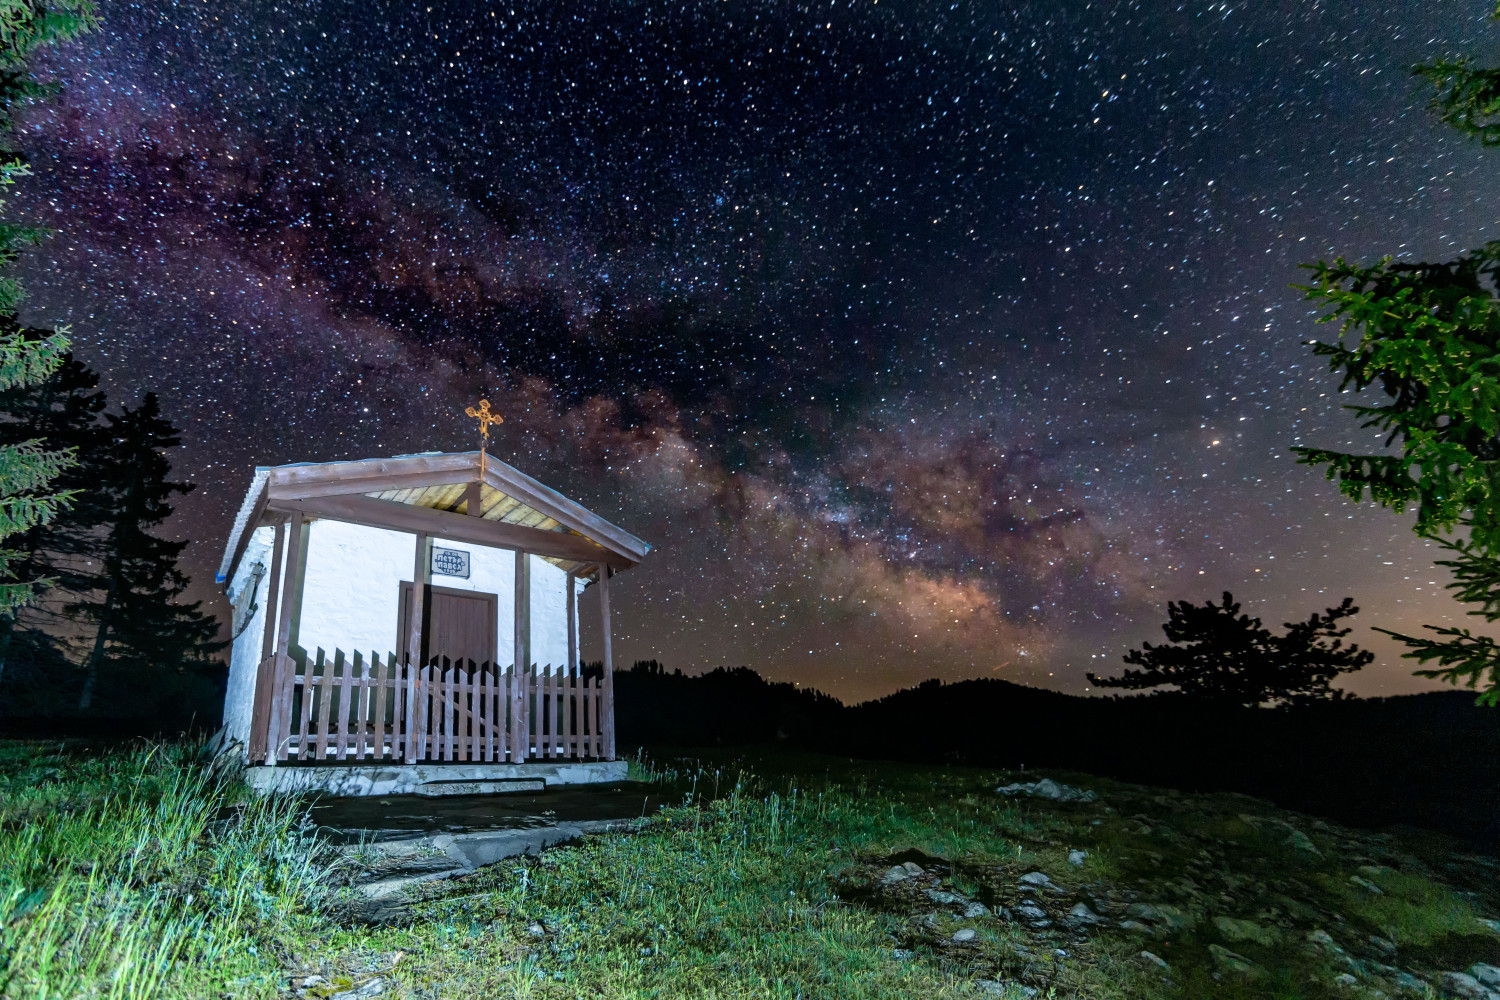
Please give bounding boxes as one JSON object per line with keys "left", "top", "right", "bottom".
{"left": 614, "top": 664, "right": 1500, "bottom": 849}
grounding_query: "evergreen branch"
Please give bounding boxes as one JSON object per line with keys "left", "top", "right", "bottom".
{"left": 0, "top": 1, "right": 98, "bottom": 69}
{"left": 1376, "top": 624, "right": 1500, "bottom": 706}
{"left": 0, "top": 488, "right": 75, "bottom": 535}
{"left": 0, "top": 327, "right": 66, "bottom": 389}
{"left": 0, "top": 439, "right": 73, "bottom": 494}
{"left": 1414, "top": 58, "right": 1500, "bottom": 147}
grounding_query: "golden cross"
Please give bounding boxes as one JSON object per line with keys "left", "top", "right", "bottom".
{"left": 465, "top": 398, "right": 504, "bottom": 445}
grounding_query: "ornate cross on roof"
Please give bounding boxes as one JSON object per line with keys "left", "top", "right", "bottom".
{"left": 465, "top": 398, "right": 503, "bottom": 445}
{"left": 465, "top": 398, "right": 504, "bottom": 479}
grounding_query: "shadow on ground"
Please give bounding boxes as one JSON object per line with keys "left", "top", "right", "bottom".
{"left": 309, "top": 780, "right": 670, "bottom": 843}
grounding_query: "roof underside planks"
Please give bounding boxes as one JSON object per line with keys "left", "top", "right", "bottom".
{"left": 218, "top": 451, "right": 649, "bottom": 589}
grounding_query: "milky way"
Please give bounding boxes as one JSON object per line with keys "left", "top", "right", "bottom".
{"left": 10, "top": 0, "right": 1500, "bottom": 700}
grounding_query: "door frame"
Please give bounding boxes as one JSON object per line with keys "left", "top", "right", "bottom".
{"left": 398, "top": 581, "right": 499, "bottom": 668}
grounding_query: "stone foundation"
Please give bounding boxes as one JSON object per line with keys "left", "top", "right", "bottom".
{"left": 243, "top": 759, "right": 628, "bottom": 796}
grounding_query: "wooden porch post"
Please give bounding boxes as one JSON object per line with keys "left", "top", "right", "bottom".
{"left": 405, "top": 532, "right": 431, "bottom": 763}
{"left": 565, "top": 570, "right": 577, "bottom": 676}
{"left": 266, "top": 512, "right": 306, "bottom": 763}
{"left": 598, "top": 563, "right": 616, "bottom": 760}
{"left": 247, "top": 517, "right": 286, "bottom": 761}
{"left": 512, "top": 550, "right": 529, "bottom": 761}
{"left": 464, "top": 479, "right": 483, "bottom": 517}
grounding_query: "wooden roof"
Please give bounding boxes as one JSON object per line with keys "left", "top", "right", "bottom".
{"left": 218, "top": 451, "right": 650, "bottom": 589}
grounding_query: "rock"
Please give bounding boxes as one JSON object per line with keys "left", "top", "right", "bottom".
{"left": 902, "top": 861, "right": 926, "bottom": 876}
{"left": 1013, "top": 901, "right": 1050, "bottom": 926}
{"left": 1439, "top": 971, "right": 1495, "bottom": 1000}
{"left": 1350, "top": 875, "right": 1383, "bottom": 894}
{"left": 1308, "top": 929, "right": 1343, "bottom": 952}
{"left": 526, "top": 922, "right": 546, "bottom": 937}
{"left": 1474, "top": 966, "right": 1500, "bottom": 989}
{"left": 1368, "top": 935, "right": 1397, "bottom": 958}
{"left": 1119, "top": 919, "right": 1154, "bottom": 934}
{"left": 996, "top": 778, "right": 1098, "bottom": 803}
{"left": 1139, "top": 951, "right": 1170, "bottom": 971}
{"left": 1068, "top": 850, "right": 1088, "bottom": 867}
{"left": 1237, "top": 814, "right": 1321, "bottom": 856}
{"left": 952, "top": 927, "right": 977, "bottom": 943}
{"left": 1126, "top": 902, "right": 1196, "bottom": 933}
{"left": 962, "top": 902, "right": 990, "bottom": 918}
{"left": 892, "top": 948, "right": 914, "bottom": 960}
{"left": 925, "top": 889, "right": 962, "bottom": 905}
{"left": 1481, "top": 918, "right": 1500, "bottom": 936}
{"left": 881, "top": 866, "right": 912, "bottom": 885}
{"left": 291, "top": 974, "right": 329, "bottom": 993}
{"left": 330, "top": 980, "right": 385, "bottom": 1000}
{"left": 1066, "top": 903, "right": 1107, "bottom": 926}
{"left": 975, "top": 982, "right": 1037, "bottom": 999}
{"left": 1209, "top": 944, "right": 1264, "bottom": 979}
{"left": 1213, "top": 916, "right": 1280, "bottom": 946}
{"left": 1333, "top": 973, "right": 1358, "bottom": 990}
{"left": 1285, "top": 829, "right": 1323, "bottom": 857}
{"left": 1391, "top": 971, "right": 1428, "bottom": 995}
{"left": 1018, "top": 871, "right": 1060, "bottom": 892}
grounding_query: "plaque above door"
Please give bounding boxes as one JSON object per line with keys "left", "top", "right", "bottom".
{"left": 431, "top": 546, "right": 470, "bottom": 579}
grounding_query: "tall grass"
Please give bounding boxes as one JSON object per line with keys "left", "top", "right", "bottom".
{"left": 0, "top": 741, "right": 336, "bottom": 999}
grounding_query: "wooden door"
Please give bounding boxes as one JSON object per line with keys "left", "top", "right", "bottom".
{"left": 399, "top": 582, "right": 498, "bottom": 668}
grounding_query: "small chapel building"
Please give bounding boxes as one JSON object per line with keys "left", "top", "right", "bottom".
{"left": 217, "top": 447, "right": 650, "bottom": 796}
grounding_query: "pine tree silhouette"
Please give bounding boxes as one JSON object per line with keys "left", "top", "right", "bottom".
{"left": 74, "top": 394, "right": 223, "bottom": 713}
{"left": 1089, "top": 592, "right": 1373, "bottom": 708}
{"left": 0, "top": 335, "right": 109, "bottom": 701}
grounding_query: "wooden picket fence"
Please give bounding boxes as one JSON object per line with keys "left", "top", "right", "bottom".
{"left": 265, "top": 648, "right": 610, "bottom": 763}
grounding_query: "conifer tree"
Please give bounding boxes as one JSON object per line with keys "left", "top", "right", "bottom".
{"left": 1297, "top": 6, "right": 1500, "bottom": 704}
{"left": 0, "top": 337, "right": 106, "bottom": 693}
{"left": 1089, "top": 593, "right": 1372, "bottom": 708}
{"left": 0, "top": 0, "right": 98, "bottom": 613}
{"left": 75, "top": 394, "right": 223, "bottom": 713}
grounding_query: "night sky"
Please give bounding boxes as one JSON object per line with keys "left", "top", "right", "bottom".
{"left": 10, "top": 0, "right": 1500, "bottom": 701}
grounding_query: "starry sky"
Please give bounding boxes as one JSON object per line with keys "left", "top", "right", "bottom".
{"left": 9, "top": 0, "right": 1500, "bottom": 702}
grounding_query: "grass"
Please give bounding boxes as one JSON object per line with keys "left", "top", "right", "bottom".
{"left": 2, "top": 742, "right": 1498, "bottom": 998}
{"left": 365, "top": 771, "right": 1102, "bottom": 999}
{"left": 0, "top": 740, "right": 337, "bottom": 999}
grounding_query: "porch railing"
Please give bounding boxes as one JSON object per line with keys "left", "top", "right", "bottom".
{"left": 262, "top": 648, "right": 610, "bottom": 764}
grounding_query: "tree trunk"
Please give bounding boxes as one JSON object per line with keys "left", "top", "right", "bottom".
{"left": 81, "top": 460, "right": 138, "bottom": 713}
{"left": 77, "top": 579, "right": 115, "bottom": 712}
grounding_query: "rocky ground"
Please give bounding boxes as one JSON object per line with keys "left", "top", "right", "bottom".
{"left": 834, "top": 775, "right": 1500, "bottom": 999}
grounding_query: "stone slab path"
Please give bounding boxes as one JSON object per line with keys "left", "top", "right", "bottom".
{"left": 310, "top": 780, "right": 667, "bottom": 922}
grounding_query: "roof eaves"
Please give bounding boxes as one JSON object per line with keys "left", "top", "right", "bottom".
{"left": 218, "top": 467, "right": 270, "bottom": 585}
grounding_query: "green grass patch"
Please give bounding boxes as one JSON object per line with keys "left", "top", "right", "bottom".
{"left": 1340, "top": 868, "right": 1484, "bottom": 947}
{"left": 0, "top": 740, "right": 337, "bottom": 999}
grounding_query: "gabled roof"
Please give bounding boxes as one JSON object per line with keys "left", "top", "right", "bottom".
{"left": 218, "top": 451, "right": 651, "bottom": 589}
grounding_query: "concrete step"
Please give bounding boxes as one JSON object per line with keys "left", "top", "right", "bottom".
{"left": 414, "top": 777, "right": 547, "bottom": 797}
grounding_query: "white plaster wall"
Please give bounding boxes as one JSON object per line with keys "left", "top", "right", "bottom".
{"left": 529, "top": 557, "right": 575, "bottom": 671}
{"left": 291, "top": 520, "right": 577, "bottom": 673}
{"left": 296, "top": 520, "right": 411, "bottom": 659}
{"left": 223, "top": 525, "right": 276, "bottom": 754}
